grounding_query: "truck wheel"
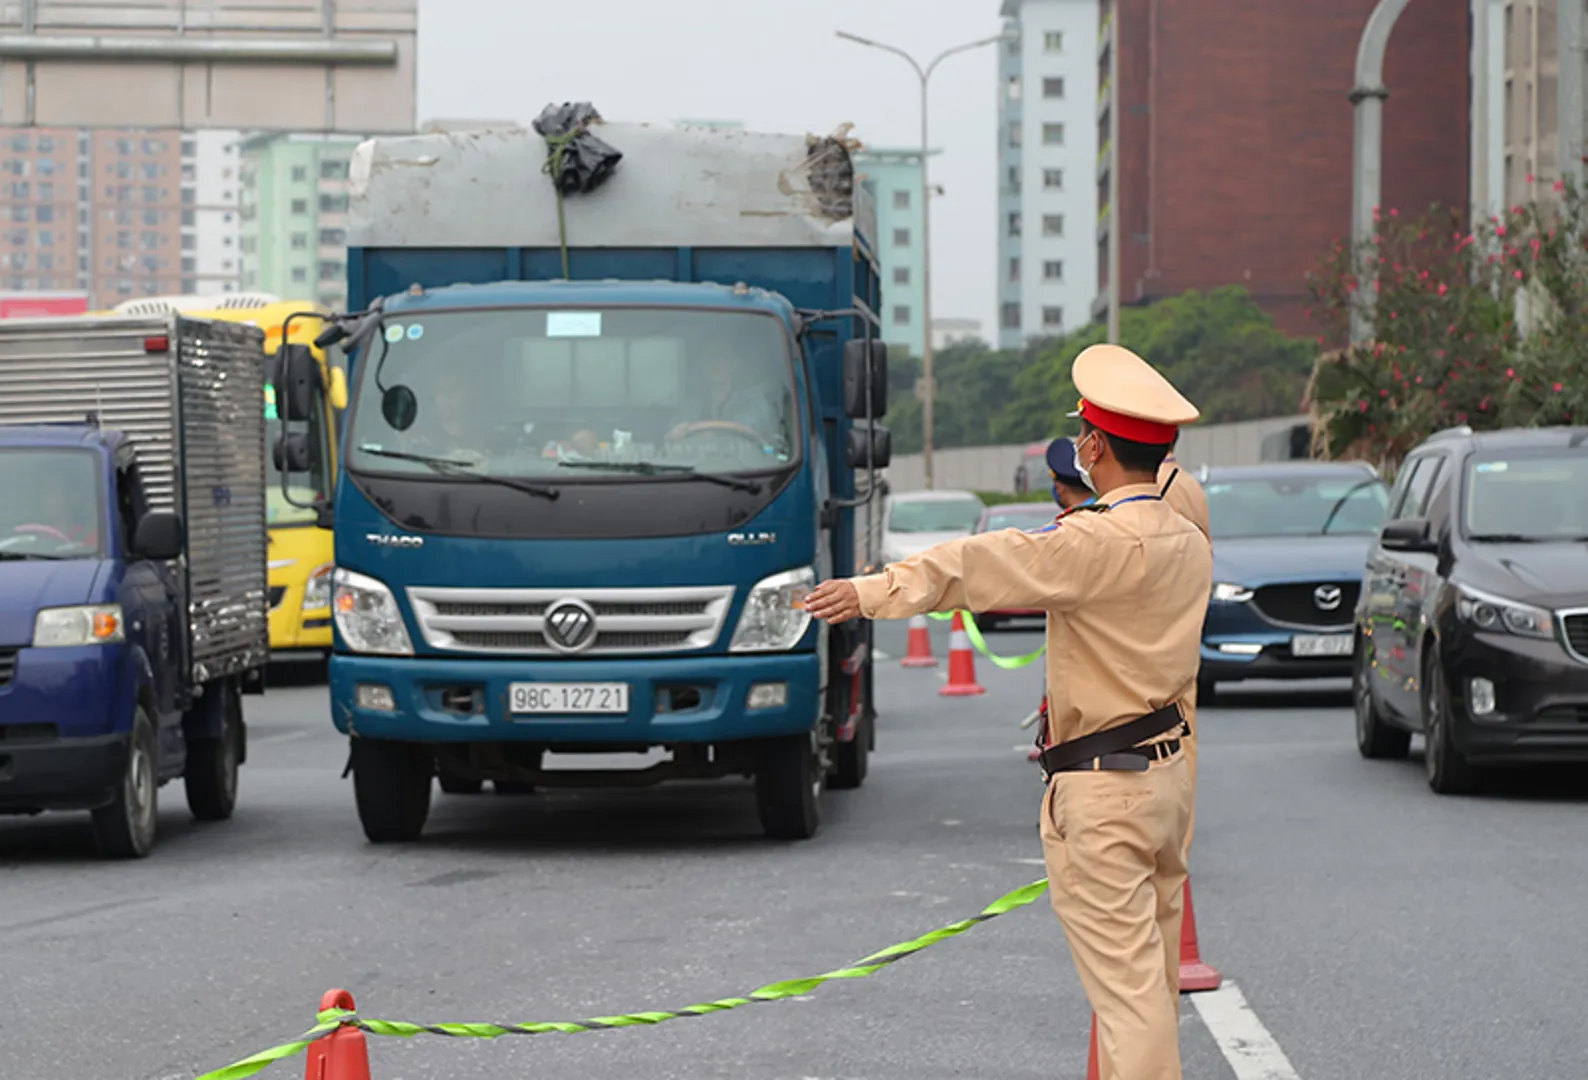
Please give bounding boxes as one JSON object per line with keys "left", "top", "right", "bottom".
{"left": 830, "top": 669, "right": 868, "bottom": 791}
{"left": 185, "top": 681, "right": 242, "bottom": 821}
{"left": 755, "top": 731, "right": 822, "bottom": 840}
{"left": 92, "top": 706, "right": 158, "bottom": 859}
{"left": 352, "top": 737, "right": 432, "bottom": 843}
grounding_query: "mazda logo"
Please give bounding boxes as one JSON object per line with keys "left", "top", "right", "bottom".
{"left": 543, "top": 599, "right": 597, "bottom": 653}
{"left": 1313, "top": 585, "right": 1344, "bottom": 611}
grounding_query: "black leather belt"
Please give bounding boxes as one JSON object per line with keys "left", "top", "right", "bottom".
{"left": 1036, "top": 703, "right": 1187, "bottom": 781}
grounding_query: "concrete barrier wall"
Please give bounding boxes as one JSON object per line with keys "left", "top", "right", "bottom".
{"left": 881, "top": 414, "right": 1311, "bottom": 493}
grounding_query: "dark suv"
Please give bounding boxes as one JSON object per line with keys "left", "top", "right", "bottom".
{"left": 1353, "top": 426, "right": 1588, "bottom": 793}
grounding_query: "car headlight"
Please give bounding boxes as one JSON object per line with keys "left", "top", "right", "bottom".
{"left": 1211, "top": 582, "right": 1254, "bottom": 603}
{"left": 32, "top": 604, "right": 124, "bottom": 648}
{"left": 301, "top": 562, "right": 334, "bottom": 611}
{"left": 729, "top": 567, "right": 816, "bottom": 653}
{"left": 1455, "top": 584, "right": 1553, "bottom": 639}
{"left": 332, "top": 568, "right": 413, "bottom": 655}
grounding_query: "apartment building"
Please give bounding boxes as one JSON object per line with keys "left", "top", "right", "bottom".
{"left": 0, "top": 126, "right": 243, "bottom": 305}
{"left": 1096, "top": 0, "right": 1469, "bottom": 337}
{"left": 996, "top": 0, "right": 1101, "bottom": 349}
{"left": 238, "top": 132, "right": 361, "bottom": 310}
{"left": 854, "top": 148, "right": 930, "bottom": 357}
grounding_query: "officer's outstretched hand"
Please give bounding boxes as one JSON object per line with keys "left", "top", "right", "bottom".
{"left": 805, "top": 579, "right": 862, "bottom": 624}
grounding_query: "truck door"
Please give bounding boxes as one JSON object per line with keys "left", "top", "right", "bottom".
{"left": 115, "top": 450, "right": 181, "bottom": 724}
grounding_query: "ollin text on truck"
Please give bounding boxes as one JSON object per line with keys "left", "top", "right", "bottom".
{"left": 271, "top": 105, "right": 893, "bottom": 842}
{"left": 0, "top": 312, "right": 271, "bottom": 857}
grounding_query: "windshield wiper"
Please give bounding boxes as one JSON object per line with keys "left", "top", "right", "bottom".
{"left": 359, "top": 447, "right": 559, "bottom": 501}
{"left": 0, "top": 551, "right": 68, "bottom": 561}
{"left": 556, "top": 460, "right": 763, "bottom": 494}
{"left": 1467, "top": 533, "right": 1543, "bottom": 543}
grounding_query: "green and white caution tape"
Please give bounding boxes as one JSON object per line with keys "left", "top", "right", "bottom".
{"left": 192, "top": 878, "right": 1050, "bottom": 1080}
{"left": 928, "top": 611, "right": 1046, "bottom": 670}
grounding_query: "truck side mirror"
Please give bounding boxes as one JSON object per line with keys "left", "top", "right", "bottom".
{"left": 846, "top": 422, "right": 892, "bottom": 469}
{"left": 133, "top": 510, "right": 184, "bottom": 561}
{"left": 843, "top": 339, "right": 889, "bottom": 419}
{"left": 273, "top": 432, "right": 312, "bottom": 473}
{"left": 267, "top": 343, "right": 320, "bottom": 421}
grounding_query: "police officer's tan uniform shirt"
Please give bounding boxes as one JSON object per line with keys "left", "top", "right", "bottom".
{"left": 852, "top": 482, "right": 1212, "bottom": 748}
{"left": 1158, "top": 460, "right": 1210, "bottom": 540}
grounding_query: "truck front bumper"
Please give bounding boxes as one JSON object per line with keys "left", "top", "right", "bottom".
{"left": 0, "top": 733, "right": 129, "bottom": 812}
{"left": 329, "top": 652, "right": 821, "bottom": 744}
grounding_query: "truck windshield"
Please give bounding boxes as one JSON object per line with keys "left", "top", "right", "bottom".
{"left": 0, "top": 448, "right": 105, "bottom": 559}
{"left": 345, "top": 307, "right": 799, "bottom": 480}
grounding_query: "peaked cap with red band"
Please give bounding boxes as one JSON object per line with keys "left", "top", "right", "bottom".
{"left": 1066, "top": 343, "right": 1198, "bottom": 445}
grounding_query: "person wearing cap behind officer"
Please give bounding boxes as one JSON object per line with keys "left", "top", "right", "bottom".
{"left": 805, "top": 344, "right": 1212, "bottom": 1080}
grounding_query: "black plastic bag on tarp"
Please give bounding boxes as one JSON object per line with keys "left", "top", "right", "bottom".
{"left": 532, "top": 102, "right": 622, "bottom": 195}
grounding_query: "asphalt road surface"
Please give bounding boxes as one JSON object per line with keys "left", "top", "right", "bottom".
{"left": 2, "top": 620, "right": 1584, "bottom": 1080}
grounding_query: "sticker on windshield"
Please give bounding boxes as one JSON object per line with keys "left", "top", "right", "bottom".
{"left": 1475, "top": 462, "right": 1508, "bottom": 473}
{"left": 406, "top": 323, "right": 424, "bottom": 341}
{"left": 547, "top": 312, "right": 602, "bottom": 338}
{"left": 384, "top": 324, "right": 405, "bottom": 343}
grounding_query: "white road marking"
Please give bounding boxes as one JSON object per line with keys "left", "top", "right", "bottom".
{"left": 873, "top": 650, "right": 892, "bottom": 661}
{"left": 1191, "top": 981, "right": 1303, "bottom": 1080}
{"left": 1011, "top": 857, "right": 1046, "bottom": 866}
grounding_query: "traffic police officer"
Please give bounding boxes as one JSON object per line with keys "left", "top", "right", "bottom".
{"left": 806, "top": 344, "right": 1211, "bottom": 1080}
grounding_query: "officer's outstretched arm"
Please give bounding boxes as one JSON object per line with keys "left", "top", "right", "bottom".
{"left": 852, "top": 527, "right": 1086, "bottom": 621}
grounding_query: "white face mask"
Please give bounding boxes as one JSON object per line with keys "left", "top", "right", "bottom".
{"left": 1073, "top": 432, "right": 1099, "bottom": 493}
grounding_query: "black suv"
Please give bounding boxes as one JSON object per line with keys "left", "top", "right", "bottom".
{"left": 1352, "top": 425, "right": 1588, "bottom": 793}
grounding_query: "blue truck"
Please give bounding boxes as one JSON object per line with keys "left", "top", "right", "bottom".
{"left": 0, "top": 314, "right": 271, "bottom": 857}
{"left": 278, "top": 117, "right": 892, "bottom": 842}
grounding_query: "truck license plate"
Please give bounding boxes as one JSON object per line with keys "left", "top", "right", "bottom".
{"left": 508, "top": 682, "right": 629, "bottom": 715}
{"left": 1291, "top": 634, "right": 1353, "bottom": 658}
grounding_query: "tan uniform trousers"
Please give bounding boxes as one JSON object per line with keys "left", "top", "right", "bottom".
{"left": 1040, "top": 750, "right": 1192, "bottom": 1080}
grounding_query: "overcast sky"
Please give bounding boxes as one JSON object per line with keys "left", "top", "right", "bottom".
{"left": 417, "top": 0, "right": 1004, "bottom": 338}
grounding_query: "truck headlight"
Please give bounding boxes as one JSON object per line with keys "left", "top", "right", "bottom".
{"left": 32, "top": 604, "right": 125, "bottom": 648}
{"left": 332, "top": 568, "right": 413, "bottom": 655}
{"left": 729, "top": 567, "right": 815, "bottom": 653}
{"left": 1455, "top": 585, "right": 1552, "bottom": 639}
{"left": 1211, "top": 582, "right": 1254, "bottom": 603}
{"left": 302, "top": 562, "right": 333, "bottom": 611}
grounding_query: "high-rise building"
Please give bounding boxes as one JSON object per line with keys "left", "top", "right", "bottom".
{"left": 997, "top": 0, "right": 1101, "bottom": 350}
{"left": 239, "top": 132, "right": 362, "bottom": 309}
{"left": 0, "top": 125, "right": 244, "bottom": 305}
{"left": 854, "top": 148, "right": 931, "bottom": 357}
{"left": 1095, "top": 0, "right": 1469, "bottom": 337}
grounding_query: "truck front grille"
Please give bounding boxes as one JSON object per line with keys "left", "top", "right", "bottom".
{"left": 407, "top": 585, "right": 736, "bottom": 656}
{"left": 0, "top": 649, "right": 16, "bottom": 686}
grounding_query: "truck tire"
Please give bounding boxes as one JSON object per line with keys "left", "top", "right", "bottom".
{"left": 439, "top": 774, "right": 484, "bottom": 795}
{"left": 92, "top": 706, "right": 158, "bottom": 859}
{"left": 755, "top": 731, "right": 822, "bottom": 840}
{"left": 352, "top": 737, "right": 432, "bottom": 843}
{"left": 185, "top": 681, "right": 242, "bottom": 821}
{"left": 830, "top": 668, "right": 868, "bottom": 791}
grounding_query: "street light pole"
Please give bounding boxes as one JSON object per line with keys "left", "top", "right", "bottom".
{"left": 837, "top": 29, "right": 1007, "bottom": 490}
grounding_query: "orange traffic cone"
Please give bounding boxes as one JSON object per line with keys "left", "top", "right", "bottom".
{"left": 900, "top": 615, "right": 938, "bottom": 667}
{"left": 1178, "top": 879, "right": 1222, "bottom": 992}
{"left": 1085, "top": 1013, "right": 1101, "bottom": 1080}
{"left": 304, "top": 989, "right": 371, "bottom": 1080}
{"left": 939, "top": 611, "right": 985, "bottom": 696}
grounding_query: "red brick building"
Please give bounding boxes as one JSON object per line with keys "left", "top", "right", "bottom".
{"left": 1095, "top": 0, "right": 1471, "bottom": 338}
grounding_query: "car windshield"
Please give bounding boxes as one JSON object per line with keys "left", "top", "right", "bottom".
{"left": 1204, "top": 474, "right": 1389, "bottom": 539}
{"left": 345, "top": 307, "right": 799, "bottom": 480}
{"left": 984, "top": 505, "right": 1056, "bottom": 531}
{"left": 1464, "top": 451, "right": 1588, "bottom": 541}
{"left": 888, "top": 498, "right": 984, "bottom": 534}
{"left": 0, "top": 448, "right": 104, "bottom": 559}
